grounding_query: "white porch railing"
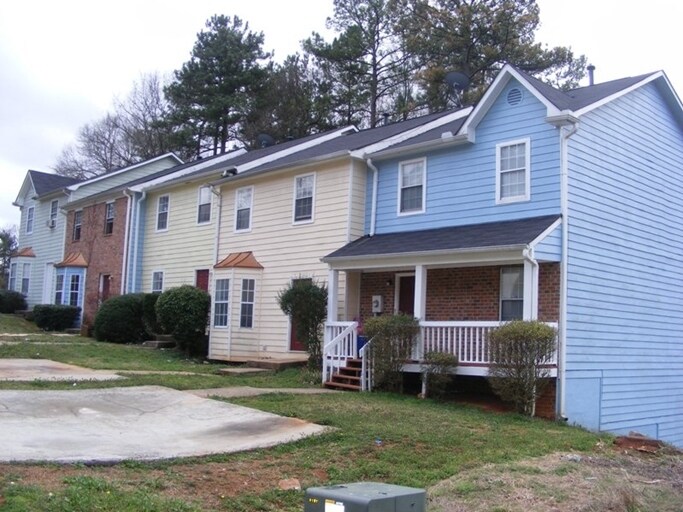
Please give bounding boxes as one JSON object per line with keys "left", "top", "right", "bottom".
{"left": 323, "top": 321, "right": 357, "bottom": 384}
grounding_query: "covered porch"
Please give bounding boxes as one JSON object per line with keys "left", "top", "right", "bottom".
{"left": 322, "top": 216, "right": 562, "bottom": 389}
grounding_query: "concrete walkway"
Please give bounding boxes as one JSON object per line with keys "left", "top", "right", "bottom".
{"left": 189, "top": 386, "right": 340, "bottom": 398}
{"left": 0, "top": 359, "right": 123, "bottom": 381}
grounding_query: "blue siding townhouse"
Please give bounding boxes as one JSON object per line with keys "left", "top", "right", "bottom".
{"left": 323, "top": 65, "right": 683, "bottom": 448}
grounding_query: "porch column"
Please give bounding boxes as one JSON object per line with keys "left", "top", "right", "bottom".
{"left": 327, "top": 269, "right": 339, "bottom": 322}
{"left": 414, "top": 265, "right": 427, "bottom": 321}
{"left": 523, "top": 258, "right": 539, "bottom": 320}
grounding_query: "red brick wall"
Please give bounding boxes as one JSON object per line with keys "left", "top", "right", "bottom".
{"left": 535, "top": 378, "right": 557, "bottom": 419}
{"left": 64, "top": 197, "right": 128, "bottom": 327}
{"left": 358, "top": 263, "right": 559, "bottom": 322}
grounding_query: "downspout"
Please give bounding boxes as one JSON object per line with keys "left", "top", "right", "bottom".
{"left": 132, "top": 191, "right": 147, "bottom": 292}
{"left": 366, "top": 158, "right": 379, "bottom": 236}
{"left": 121, "top": 190, "right": 133, "bottom": 294}
{"left": 210, "top": 185, "right": 222, "bottom": 268}
{"left": 522, "top": 245, "right": 539, "bottom": 317}
{"left": 559, "top": 121, "right": 579, "bottom": 420}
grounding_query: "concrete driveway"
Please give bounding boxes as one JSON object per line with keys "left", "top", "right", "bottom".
{"left": 0, "top": 385, "right": 328, "bottom": 463}
{"left": 0, "top": 359, "right": 122, "bottom": 381}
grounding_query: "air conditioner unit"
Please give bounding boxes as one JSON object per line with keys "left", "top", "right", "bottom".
{"left": 305, "top": 482, "right": 426, "bottom": 512}
{"left": 47, "top": 219, "right": 56, "bottom": 229}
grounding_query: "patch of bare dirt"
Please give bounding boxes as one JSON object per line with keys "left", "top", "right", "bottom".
{"left": 429, "top": 444, "right": 683, "bottom": 512}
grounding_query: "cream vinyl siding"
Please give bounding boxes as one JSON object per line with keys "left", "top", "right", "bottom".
{"left": 141, "top": 182, "right": 218, "bottom": 292}
{"left": 210, "top": 159, "right": 367, "bottom": 360}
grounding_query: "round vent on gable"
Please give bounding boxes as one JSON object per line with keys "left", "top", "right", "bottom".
{"left": 507, "top": 88, "right": 523, "bottom": 106}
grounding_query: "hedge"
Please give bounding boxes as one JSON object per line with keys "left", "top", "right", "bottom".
{"left": 33, "top": 304, "right": 81, "bottom": 331}
{"left": 93, "top": 293, "right": 147, "bottom": 344}
{"left": 0, "top": 290, "right": 27, "bottom": 314}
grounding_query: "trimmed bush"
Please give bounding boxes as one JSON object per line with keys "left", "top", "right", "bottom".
{"left": 487, "top": 320, "right": 557, "bottom": 416}
{"left": 155, "top": 285, "right": 210, "bottom": 356}
{"left": 364, "top": 314, "right": 420, "bottom": 392}
{"left": 423, "top": 351, "right": 458, "bottom": 399}
{"left": 0, "top": 289, "right": 27, "bottom": 314}
{"left": 142, "top": 292, "right": 162, "bottom": 335}
{"left": 93, "top": 293, "right": 147, "bottom": 344}
{"left": 33, "top": 304, "right": 81, "bottom": 331}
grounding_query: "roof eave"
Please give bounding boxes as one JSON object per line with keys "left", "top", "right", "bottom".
{"left": 368, "top": 132, "right": 470, "bottom": 160}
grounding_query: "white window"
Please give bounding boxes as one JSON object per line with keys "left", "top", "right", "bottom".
{"left": 54, "top": 273, "right": 64, "bottom": 304}
{"left": 156, "top": 195, "right": 169, "bottom": 231}
{"left": 398, "top": 158, "right": 426, "bottom": 215}
{"left": 197, "top": 186, "right": 212, "bottom": 224}
{"left": 49, "top": 200, "right": 58, "bottom": 228}
{"left": 8, "top": 263, "right": 17, "bottom": 291}
{"left": 213, "top": 278, "right": 230, "bottom": 327}
{"left": 21, "top": 263, "right": 30, "bottom": 295}
{"left": 151, "top": 271, "right": 164, "bottom": 293}
{"left": 73, "top": 210, "right": 83, "bottom": 241}
{"left": 26, "top": 207, "right": 34, "bottom": 234}
{"left": 293, "top": 174, "right": 314, "bottom": 223}
{"left": 235, "top": 187, "right": 253, "bottom": 232}
{"left": 69, "top": 274, "right": 80, "bottom": 307}
{"left": 496, "top": 139, "right": 530, "bottom": 203}
{"left": 240, "top": 278, "right": 255, "bottom": 328}
{"left": 104, "top": 202, "right": 115, "bottom": 235}
{"left": 500, "top": 266, "right": 524, "bottom": 321}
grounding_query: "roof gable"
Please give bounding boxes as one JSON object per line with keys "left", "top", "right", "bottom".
{"left": 14, "top": 171, "right": 81, "bottom": 206}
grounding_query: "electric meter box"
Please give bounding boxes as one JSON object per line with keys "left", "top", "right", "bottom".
{"left": 304, "top": 482, "right": 426, "bottom": 512}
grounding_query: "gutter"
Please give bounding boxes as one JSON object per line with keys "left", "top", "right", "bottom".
{"left": 121, "top": 189, "right": 134, "bottom": 294}
{"left": 367, "top": 159, "right": 379, "bottom": 236}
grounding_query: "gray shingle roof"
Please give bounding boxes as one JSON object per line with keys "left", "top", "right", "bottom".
{"left": 324, "top": 215, "right": 560, "bottom": 260}
{"left": 29, "top": 171, "right": 81, "bottom": 197}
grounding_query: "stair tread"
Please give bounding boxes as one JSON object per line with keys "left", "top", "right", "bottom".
{"left": 324, "top": 381, "right": 361, "bottom": 391}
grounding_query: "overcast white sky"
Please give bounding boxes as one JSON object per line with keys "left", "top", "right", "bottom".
{"left": 1, "top": 0, "right": 681, "bottom": 229}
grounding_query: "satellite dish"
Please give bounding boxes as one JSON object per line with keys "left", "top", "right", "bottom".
{"left": 256, "top": 133, "right": 276, "bottom": 148}
{"left": 445, "top": 71, "right": 470, "bottom": 91}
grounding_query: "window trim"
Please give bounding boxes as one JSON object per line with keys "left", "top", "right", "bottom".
{"left": 73, "top": 210, "right": 83, "bottom": 241}
{"left": 499, "top": 265, "right": 524, "bottom": 321}
{"left": 239, "top": 278, "right": 255, "bottom": 328}
{"left": 196, "top": 186, "right": 212, "bottom": 225}
{"left": 213, "top": 278, "right": 231, "bottom": 328}
{"left": 234, "top": 186, "right": 254, "bottom": 233}
{"left": 104, "top": 202, "right": 115, "bottom": 235}
{"left": 156, "top": 195, "right": 170, "bottom": 232}
{"left": 151, "top": 271, "right": 164, "bottom": 294}
{"left": 397, "top": 157, "right": 427, "bottom": 216}
{"left": 495, "top": 138, "right": 531, "bottom": 204}
{"left": 26, "top": 206, "right": 34, "bottom": 234}
{"left": 292, "top": 173, "right": 315, "bottom": 225}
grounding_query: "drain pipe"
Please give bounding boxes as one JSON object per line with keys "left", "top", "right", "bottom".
{"left": 522, "top": 246, "right": 539, "bottom": 318}
{"left": 367, "top": 158, "right": 379, "bottom": 236}
{"left": 120, "top": 189, "right": 133, "bottom": 294}
{"left": 210, "top": 185, "right": 222, "bottom": 268}
{"left": 131, "top": 190, "right": 147, "bottom": 292}
{"left": 558, "top": 120, "right": 579, "bottom": 420}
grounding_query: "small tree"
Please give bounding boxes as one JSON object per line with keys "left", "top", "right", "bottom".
{"left": 277, "top": 280, "right": 327, "bottom": 369}
{"left": 364, "top": 314, "right": 419, "bottom": 392}
{"left": 155, "top": 285, "right": 211, "bottom": 356}
{"left": 423, "top": 351, "right": 458, "bottom": 399}
{"left": 487, "top": 320, "right": 557, "bottom": 416}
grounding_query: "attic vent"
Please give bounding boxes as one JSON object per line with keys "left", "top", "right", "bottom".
{"left": 507, "top": 88, "right": 523, "bottom": 106}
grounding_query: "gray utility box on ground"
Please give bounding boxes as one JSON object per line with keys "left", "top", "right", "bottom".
{"left": 304, "top": 482, "right": 426, "bottom": 512}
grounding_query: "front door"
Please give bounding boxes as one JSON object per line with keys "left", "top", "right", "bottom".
{"left": 397, "top": 275, "right": 415, "bottom": 316}
{"left": 289, "top": 278, "right": 311, "bottom": 351}
{"left": 196, "top": 269, "right": 209, "bottom": 291}
{"left": 100, "top": 274, "right": 111, "bottom": 304}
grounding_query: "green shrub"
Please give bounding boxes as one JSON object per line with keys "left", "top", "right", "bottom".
{"left": 142, "top": 292, "right": 162, "bottom": 334}
{"left": 33, "top": 304, "right": 81, "bottom": 331}
{"left": 423, "top": 351, "right": 458, "bottom": 399}
{"left": 0, "top": 289, "right": 27, "bottom": 313}
{"left": 155, "top": 285, "right": 210, "bottom": 356}
{"left": 93, "top": 293, "right": 147, "bottom": 344}
{"left": 277, "top": 279, "right": 327, "bottom": 369}
{"left": 487, "top": 320, "right": 557, "bottom": 416}
{"left": 364, "top": 314, "right": 419, "bottom": 392}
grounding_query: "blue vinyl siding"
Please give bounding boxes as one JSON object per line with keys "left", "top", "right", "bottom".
{"left": 367, "top": 79, "right": 561, "bottom": 234}
{"left": 533, "top": 225, "right": 562, "bottom": 261}
{"left": 564, "top": 82, "right": 683, "bottom": 448}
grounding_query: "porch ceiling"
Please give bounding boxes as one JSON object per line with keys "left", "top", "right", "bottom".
{"left": 324, "top": 215, "right": 560, "bottom": 266}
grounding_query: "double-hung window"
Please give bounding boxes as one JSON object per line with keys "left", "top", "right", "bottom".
{"left": 197, "top": 186, "right": 211, "bottom": 224}
{"left": 49, "top": 200, "right": 58, "bottom": 228}
{"left": 235, "top": 187, "right": 253, "bottom": 232}
{"left": 240, "top": 279, "right": 255, "bottom": 328}
{"left": 293, "top": 174, "right": 314, "bottom": 223}
{"left": 54, "top": 273, "right": 64, "bottom": 304}
{"left": 151, "top": 271, "right": 164, "bottom": 294}
{"left": 26, "top": 207, "right": 34, "bottom": 234}
{"left": 21, "top": 263, "right": 30, "bottom": 295}
{"left": 69, "top": 274, "right": 80, "bottom": 307}
{"left": 398, "top": 158, "right": 426, "bottom": 215}
{"left": 213, "top": 279, "right": 230, "bottom": 327}
{"left": 157, "top": 195, "right": 169, "bottom": 231}
{"left": 8, "top": 263, "right": 17, "bottom": 291}
{"left": 496, "top": 139, "right": 530, "bottom": 203}
{"left": 500, "top": 266, "right": 524, "bottom": 321}
{"left": 104, "top": 202, "right": 115, "bottom": 235}
{"left": 73, "top": 210, "right": 83, "bottom": 241}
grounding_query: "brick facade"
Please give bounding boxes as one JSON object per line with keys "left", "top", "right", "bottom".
{"left": 63, "top": 197, "right": 128, "bottom": 327}
{"left": 358, "top": 263, "right": 560, "bottom": 322}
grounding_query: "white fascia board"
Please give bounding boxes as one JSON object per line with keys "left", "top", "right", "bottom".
{"left": 528, "top": 217, "right": 562, "bottom": 249}
{"left": 368, "top": 132, "right": 470, "bottom": 161}
{"left": 458, "top": 65, "right": 563, "bottom": 139}
{"left": 573, "top": 71, "right": 668, "bottom": 117}
{"left": 351, "top": 108, "right": 473, "bottom": 158}
{"left": 68, "top": 153, "right": 183, "bottom": 191}
{"left": 13, "top": 173, "right": 35, "bottom": 206}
